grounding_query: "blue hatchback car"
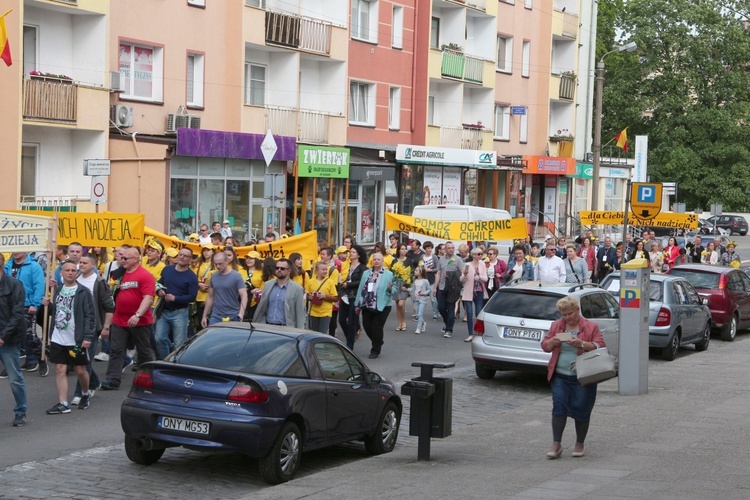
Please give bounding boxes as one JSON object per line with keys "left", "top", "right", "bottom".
{"left": 120, "top": 324, "right": 401, "bottom": 484}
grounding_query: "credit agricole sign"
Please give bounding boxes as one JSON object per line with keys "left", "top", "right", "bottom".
{"left": 298, "top": 145, "right": 350, "bottom": 179}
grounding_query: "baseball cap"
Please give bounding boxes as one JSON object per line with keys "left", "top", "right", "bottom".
{"left": 336, "top": 246, "right": 349, "bottom": 254}
{"left": 244, "top": 250, "right": 262, "bottom": 259}
{"left": 200, "top": 242, "right": 215, "bottom": 250}
{"left": 165, "top": 248, "right": 179, "bottom": 258}
{"left": 188, "top": 233, "right": 199, "bottom": 240}
{"left": 145, "top": 238, "right": 164, "bottom": 253}
{"left": 223, "top": 220, "right": 230, "bottom": 224}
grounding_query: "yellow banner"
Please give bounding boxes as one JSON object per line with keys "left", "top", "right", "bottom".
{"left": 11, "top": 211, "right": 145, "bottom": 246}
{"left": 386, "top": 212, "right": 528, "bottom": 241}
{"left": 144, "top": 227, "right": 319, "bottom": 267}
{"left": 579, "top": 211, "right": 699, "bottom": 230}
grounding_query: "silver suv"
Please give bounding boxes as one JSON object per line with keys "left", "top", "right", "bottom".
{"left": 472, "top": 282, "right": 620, "bottom": 380}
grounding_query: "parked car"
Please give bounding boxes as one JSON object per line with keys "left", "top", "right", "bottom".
{"left": 471, "top": 282, "right": 620, "bottom": 379}
{"left": 600, "top": 272, "right": 711, "bottom": 360}
{"left": 705, "top": 215, "right": 748, "bottom": 236}
{"left": 697, "top": 218, "right": 728, "bottom": 236}
{"left": 120, "top": 324, "right": 401, "bottom": 484}
{"left": 667, "top": 264, "right": 750, "bottom": 341}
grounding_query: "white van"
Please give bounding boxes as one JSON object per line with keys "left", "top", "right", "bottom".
{"left": 409, "top": 205, "right": 514, "bottom": 257}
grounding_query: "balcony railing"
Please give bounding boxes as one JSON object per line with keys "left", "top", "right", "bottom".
{"left": 23, "top": 77, "right": 77, "bottom": 123}
{"left": 265, "top": 10, "right": 332, "bottom": 55}
{"left": 20, "top": 196, "right": 80, "bottom": 211}
{"left": 447, "top": 0, "right": 487, "bottom": 11}
{"left": 559, "top": 74, "right": 576, "bottom": 100}
{"left": 562, "top": 12, "right": 579, "bottom": 39}
{"left": 265, "top": 105, "right": 330, "bottom": 144}
{"left": 440, "top": 125, "right": 485, "bottom": 150}
{"left": 441, "top": 50, "right": 485, "bottom": 85}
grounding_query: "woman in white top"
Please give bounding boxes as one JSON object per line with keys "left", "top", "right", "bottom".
{"left": 701, "top": 241, "right": 719, "bottom": 265}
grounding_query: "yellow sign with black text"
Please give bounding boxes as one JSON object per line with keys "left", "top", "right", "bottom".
{"left": 579, "top": 211, "right": 698, "bottom": 230}
{"left": 630, "top": 183, "right": 663, "bottom": 220}
{"left": 385, "top": 212, "right": 528, "bottom": 241}
{"left": 10, "top": 211, "right": 145, "bottom": 246}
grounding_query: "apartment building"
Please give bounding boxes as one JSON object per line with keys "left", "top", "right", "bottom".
{"left": 0, "top": 0, "right": 110, "bottom": 212}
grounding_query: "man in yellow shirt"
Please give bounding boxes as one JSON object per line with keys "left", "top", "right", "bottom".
{"left": 305, "top": 261, "right": 339, "bottom": 334}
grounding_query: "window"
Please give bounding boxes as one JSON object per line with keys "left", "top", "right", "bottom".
{"left": 427, "top": 95, "right": 435, "bottom": 125}
{"left": 496, "top": 35, "right": 513, "bottom": 73}
{"left": 500, "top": 0, "right": 515, "bottom": 4}
{"left": 389, "top": 87, "right": 401, "bottom": 130}
{"left": 187, "top": 0, "right": 205, "bottom": 6}
{"left": 392, "top": 5, "right": 404, "bottom": 48}
{"left": 21, "top": 144, "right": 38, "bottom": 197}
{"left": 23, "top": 25, "right": 37, "bottom": 76}
{"left": 314, "top": 342, "right": 365, "bottom": 382}
{"left": 494, "top": 105, "right": 510, "bottom": 140}
{"left": 430, "top": 17, "right": 440, "bottom": 49}
{"left": 245, "top": 0, "right": 266, "bottom": 7}
{"left": 349, "top": 81, "right": 375, "bottom": 126}
{"left": 522, "top": 40, "right": 530, "bottom": 77}
{"left": 519, "top": 110, "right": 528, "bottom": 142}
{"left": 525, "top": 0, "right": 533, "bottom": 8}
{"left": 244, "top": 63, "right": 266, "bottom": 105}
{"left": 352, "top": 0, "right": 378, "bottom": 43}
{"left": 119, "top": 42, "right": 164, "bottom": 102}
{"left": 187, "top": 53, "right": 204, "bottom": 108}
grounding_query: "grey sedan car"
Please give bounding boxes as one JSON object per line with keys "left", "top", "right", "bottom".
{"left": 600, "top": 273, "right": 711, "bottom": 360}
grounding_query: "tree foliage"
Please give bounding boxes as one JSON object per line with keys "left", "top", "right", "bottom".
{"left": 598, "top": 0, "right": 750, "bottom": 210}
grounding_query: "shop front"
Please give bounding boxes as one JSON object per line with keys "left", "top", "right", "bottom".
{"left": 169, "top": 129, "right": 296, "bottom": 242}
{"left": 567, "top": 162, "right": 593, "bottom": 236}
{"left": 395, "top": 144, "right": 500, "bottom": 216}
{"left": 521, "top": 155, "right": 576, "bottom": 238}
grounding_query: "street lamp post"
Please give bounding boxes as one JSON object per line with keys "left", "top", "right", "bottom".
{"left": 591, "top": 41, "right": 637, "bottom": 212}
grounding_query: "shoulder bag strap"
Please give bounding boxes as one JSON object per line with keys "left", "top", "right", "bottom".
{"left": 567, "top": 258, "right": 581, "bottom": 283}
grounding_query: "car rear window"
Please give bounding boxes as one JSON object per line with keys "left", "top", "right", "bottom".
{"left": 732, "top": 216, "right": 746, "bottom": 222}
{"left": 483, "top": 290, "right": 563, "bottom": 320}
{"left": 668, "top": 269, "right": 720, "bottom": 290}
{"left": 173, "top": 328, "right": 309, "bottom": 378}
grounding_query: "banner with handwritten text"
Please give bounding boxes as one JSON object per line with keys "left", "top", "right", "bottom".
{"left": 385, "top": 212, "right": 528, "bottom": 241}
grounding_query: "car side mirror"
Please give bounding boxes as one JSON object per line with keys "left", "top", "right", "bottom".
{"left": 367, "top": 372, "right": 382, "bottom": 384}
{"left": 702, "top": 298, "right": 709, "bottom": 306}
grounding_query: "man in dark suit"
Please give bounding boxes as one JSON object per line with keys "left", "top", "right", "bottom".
{"left": 686, "top": 235, "right": 705, "bottom": 264}
{"left": 596, "top": 237, "right": 617, "bottom": 281}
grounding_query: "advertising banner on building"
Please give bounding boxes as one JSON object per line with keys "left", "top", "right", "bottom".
{"left": 442, "top": 168, "right": 462, "bottom": 204}
{"left": 144, "top": 227, "right": 319, "bottom": 269}
{"left": 422, "top": 166, "right": 443, "bottom": 205}
{"left": 0, "top": 211, "right": 53, "bottom": 253}
{"left": 522, "top": 156, "right": 577, "bottom": 175}
{"left": 579, "top": 211, "right": 698, "bottom": 230}
{"left": 385, "top": 213, "right": 527, "bottom": 241}
{"left": 10, "top": 211, "right": 145, "bottom": 247}
{"left": 297, "top": 145, "right": 350, "bottom": 178}
{"left": 396, "top": 144, "right": 496, "bottom": 168}
{"left": 634, "top": 136, "right": 648, "bottom": 182}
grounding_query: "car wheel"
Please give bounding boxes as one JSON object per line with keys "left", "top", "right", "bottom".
{"left": 661, "top": 331, "right": 680, "bottom": 361}
{"left": 365, "top": 401, "right": 400, "bottom": 455}
{"left": 124, "top": 436, "right": 164, "bottom": 466}
{"left": 260, "top": 422, "right": 301, "bottom": 485}
{"left": 695, "top": 322, "right": 711, "bottom": 352}
{"left": 475, "top": 363, "right": 497, "bottom": 380}
{"left": 720, "top": 315, "right": 738, "bottom": 341}
{"left": 727, "top": 227, "right": 734, "bottom": 236}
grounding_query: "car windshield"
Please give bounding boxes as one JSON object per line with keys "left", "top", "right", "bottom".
{"left": 172, "top": 328, "right": 309, "bottom": 378}
{"left": 603, "top": 277, "right": 664, "bottom": 301}
{"left": 483, "top": 290, "right": 562, "bottom": 320}
{"left": 668, "top": 270, "right": 720, "bottom": 290}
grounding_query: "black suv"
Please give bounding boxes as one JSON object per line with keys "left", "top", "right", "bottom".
{"left": 706, "top": 215, "right": 748, "bottom": 236}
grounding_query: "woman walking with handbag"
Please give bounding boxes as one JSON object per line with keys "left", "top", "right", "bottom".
{"left": 564, "top": 245, "right": 590, "bottom": 284}
{"left": 540, "top": 296, "right": 606, "bottom": 459}
{"left": 338, "top": 245, "right": 367, "bottom": 349}
{"left": 460, "top": 248, "right": 488, "bottom": 342}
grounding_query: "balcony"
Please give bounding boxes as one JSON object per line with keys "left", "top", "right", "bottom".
{"left": 445, "top": 0, "right": 487, "bottom": 11}
{"left": 440, "top": 50, "right": 485, "bottom": 85}
{"left": 265, "top": 105, "right": 333, "bottom": 144}
{"left": 562, "top": 12, "right": 579, "bottom": 39}
{"left": 559, "top": 74, "right": 576, "bottom": 100}
{"left": 23, "top": 77, "right": 77, "bottom": 124}
{"left": 439, "top": 125, "right": 490, "bottom": 150}
{"left": 265, "top": 10, "right": 332, "bottom": 56}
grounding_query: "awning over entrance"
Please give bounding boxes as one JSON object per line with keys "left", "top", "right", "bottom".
{"left": 176, "top": 128, "right": 296, "bottom": 161}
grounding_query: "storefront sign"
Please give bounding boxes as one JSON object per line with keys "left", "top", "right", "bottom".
{"left": 176, "top": 129, "right": 296, "bottom": 161}
{"left": 144, "top": 227, "right": 319, "bottom": 269}
{"left": 385, "top": 213, "right": 527, "bottom": 241}
{"left": 349, "top": 166, "right": 395, "bottom": 181}
{"left": 0, "top": 211, "right": 52, "bottom": 253}
{"left": 297, "top": 145, "right": 350, "bottom": 178}
{"left": 579, "top": 211, "right": 698, "bottom": 230}
{"left": 569, "top": 162, "right": 593, "bottom": 180}
{"left": 522, "top": 156, "right": 576, "bottom": 175}
{"left": 511, "top": 106, "right": 526, "bottom": 115}
{"left": 600, "top": 166, "right": 631, "bottom": 178}
{"left": 396, "top": 144, "right": 496, "bottom": 168}
{"left": 11, "top": 211, "right": 145, "bottom": 246}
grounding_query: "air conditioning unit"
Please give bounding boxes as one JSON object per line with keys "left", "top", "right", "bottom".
{"left": 188, "top": 115, "right": 201, "bottom": 129}
{"left": 166, "top": 113, "right": 190, "bottom": 134}
{"left": 109, "top": 71, "right": 124, "bottom": 93}
{"left": 110, "top": 104, "right": 134, "bottom": 128}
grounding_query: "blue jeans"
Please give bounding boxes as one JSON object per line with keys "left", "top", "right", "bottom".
{"left": 464, "top": 292, "right": 485, "bottom": 337}
{"left": 0, "top": 343, "right": 28, "bottom": 416}
{"left": 437, "top": 289, "right": 456, "bottom": 334}
{"left": 154, "top": 308, "right": 190, "bottom": 360}
{"left": 74, "top": 334, "right": 101, "bottom": 398}
{"left": 428, "top": 283, "right": 439, "bottom": 318}
{"left": 415, "top": 300, "right": 426, "bottom": 331}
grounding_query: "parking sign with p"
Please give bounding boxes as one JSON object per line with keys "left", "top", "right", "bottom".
{"left": 630, "top": 182, "right": 663, "bottom": 220}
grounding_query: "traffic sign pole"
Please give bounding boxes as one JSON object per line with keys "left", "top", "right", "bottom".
{"left": 623, "top": 179, "right": 631, "bottom": 251}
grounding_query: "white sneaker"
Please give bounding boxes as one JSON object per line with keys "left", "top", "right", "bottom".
{"left": 443, "top": 332, "right": 452, "bottom": 338}
{"left": 415, "top": 329, "right": 421, "bottom": 335}
{"left": 94, "top": 352, "right": 109, "bottom": 362}
{"left": 71, "top": 396, "right": 81, "bottom": 405}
